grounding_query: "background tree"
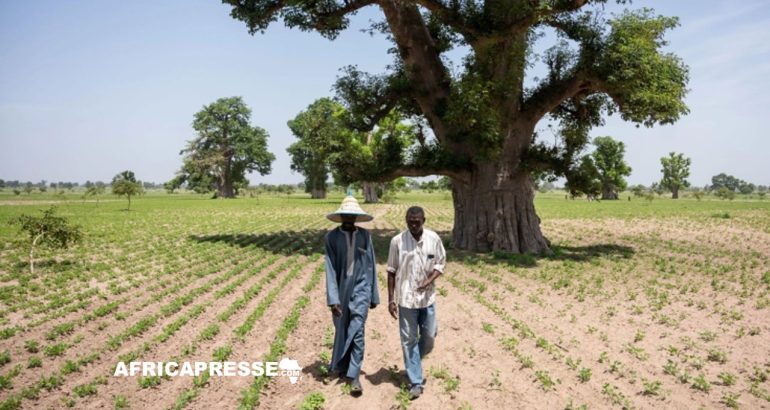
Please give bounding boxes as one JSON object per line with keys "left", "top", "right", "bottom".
{"left": 83, "top": 185, "right": 106, "bottom": 205}
{"left": 286, "top": 98, "right": 344, "bottom": 199}
{"left": 738, "top": 182, "right": 755, "bottom": 195}
{"left": 564, "top": 155, "right": 601, "bottom": 200}
{"left": 570, "top": 137, "right": 631, "bottom": 199}
{"left": 225, "top": 1, "right": 689, "bottom": 253}
{"left": 331, "top": 109, "right": 417, "bottom": 203}
{"left": 23, "top": 182, "right": 33, "bottom": 195}
{"left": 578, "top": 136, "right": 631, "bottom": 200}
{"left": 111, "top": 170, "right": 143, "bottom": 210}
{"left": 164, "top": 175, "right": 185, "bottom": 194}
{"left": 714, "top": 187, "right": 735, "bottom": 201}
{"left": 0, "top": 179, "right": 5, "bottom": 190}
{"left": 710, "top": 173, "right": 741, "bottom": 192}
{"left": 173, "top": 96, "right": 275, "bottom": 198}
{"left": 659, "top": 152, "right": 691, "bottom": 199}
{"left": 9, "top": 206, "right": 82, "bottom": 274}
{"left": 650, "top": 181, "right": 666, "bottom": 196}
{"left": 630, "top": 184, "right": 647, "bottom": 198}
{"left": 709, "top": 173, "right": 755, "bottom": 195}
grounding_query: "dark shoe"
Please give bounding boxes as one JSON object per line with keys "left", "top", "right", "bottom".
{"left": 408, "top": 384, "right": 423, "bottom": 400}
{"left": 349, "top": 377, "right": 363, "bottom": 395}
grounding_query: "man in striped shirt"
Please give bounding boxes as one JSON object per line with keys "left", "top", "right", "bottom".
{"left": 387, "top": 206, "right": 446, "bottom": 400}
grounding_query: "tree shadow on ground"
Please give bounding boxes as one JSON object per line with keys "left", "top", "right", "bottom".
{"left": 449, "top": 243, "right": 635, "bottom": 268}
{"left": 190, "top": 229, "right": 634, "bottom": 268}
{"left": 188, "top": 228, "right": 401, "bottom": 265}
{"left": 188, "top": 230, "right": 327, "bottom": 256}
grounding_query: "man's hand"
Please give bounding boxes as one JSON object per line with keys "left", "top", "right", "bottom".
{"left": 388, "top": 302, "right": 398, "bottom": 320}
{"left": 330, "top": 304, "right": 342, "bottom": 317}
{"left": 417, "top": 270, "right": 441, "bottom": 292}
{"left": 416, "top": 278, "right": 433, "bottom": 293}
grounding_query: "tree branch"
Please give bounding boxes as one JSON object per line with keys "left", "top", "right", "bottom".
{"left": 473, "top": 0, "right": 591, "bottom": 47}
{"left": 224, "top": 0, "right": 376, "bottom": 36}
{"left": 375, "top": 165, "right": 470, "bottom": 184}
{"left": 378, "top": 0, "right": 452, "bottom": 143}
{"left": 413, "top": 0, "right": 481, "bottom": 41}
{"left": 521, "top": 70, "right": 592, "bottom": 124}
{"left": 311, "top": 0, "right": 378, "bottom": 31}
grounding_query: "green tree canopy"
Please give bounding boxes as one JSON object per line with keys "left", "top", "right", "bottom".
{"left": 83, "top": 185, "right": 106, "bottom": 205}
{"left": 112, "top": 170, "right": 143, "bottom": 210}
{"left": 711, "top": 173, "right": 738, "bottom": 191}
{"left": 10, "top": 206, "right": 82, "bottom": 274}
{"left": 330, "top": 108, "right": 418, "bottom": 202}
{"left": 567, "top": 136, "right": 631, "bottom": 200}
{"left": 564, "top": 154, "right": 601, "bottom": 199}
{"left": 659, "top": 152, "right": 691, "bottom": 199}
{"left": 286, "top": 98, "right": 346, "bottom": 199}
{"left": 710, "top": 172, "right": 754, "bottom": 193}
{"left": 593, "top": 136, "right": 631, "bottom": 200}
{"left": 224, "top": 0, "right": 689, "bottom": 253}
{"left": 164, "top": 175, "right": 185, "bottom": 194}
{"left": 738, "top": 182, "right": 755, "bottom": 195}
{"left": 172, "top": 96, "right": 275, "bottom": 198}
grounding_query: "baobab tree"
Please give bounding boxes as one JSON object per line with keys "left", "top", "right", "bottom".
{"left": 223, "top": 0, "right": 689, "bottom": 252}
{"left": 172, "top": 97, "right": 275, "bottom": 198}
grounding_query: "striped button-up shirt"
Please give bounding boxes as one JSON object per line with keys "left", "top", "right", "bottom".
{"left": 386, "top": 229, "right": 446, "bottom": 309}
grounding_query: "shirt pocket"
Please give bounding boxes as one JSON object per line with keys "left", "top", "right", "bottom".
{"left": 426, "top": 253, "right": 436, "bottom": 272}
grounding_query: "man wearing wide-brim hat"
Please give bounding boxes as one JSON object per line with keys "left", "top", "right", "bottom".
{"left": 324, "top": 195, "right": 379, "bottom": 395}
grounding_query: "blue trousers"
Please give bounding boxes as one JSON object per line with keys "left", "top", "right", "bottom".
{"left": 398, "top": 304, "right": 437, "bottom": 387}
{"left": 331, "top": 317, "right": 365, "bottom": 380}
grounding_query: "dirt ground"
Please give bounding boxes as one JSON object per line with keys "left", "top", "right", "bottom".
{"left": 1, "top": 200, "right": 769, "bottom": 409}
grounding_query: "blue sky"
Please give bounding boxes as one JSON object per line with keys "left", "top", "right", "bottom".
{"left": 1, "top": 0, "right": 768, "bottom": 187}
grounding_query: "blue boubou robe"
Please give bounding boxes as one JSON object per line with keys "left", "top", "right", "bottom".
{"left": 325, "top": 226, "right": 380, "bottom": 378}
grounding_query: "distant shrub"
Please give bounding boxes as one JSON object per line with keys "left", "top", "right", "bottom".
{"left": 714, "top": 187, "right": 735, "bottom": 201}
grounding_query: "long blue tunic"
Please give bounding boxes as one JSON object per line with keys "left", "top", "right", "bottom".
{"left": 325, "top": 226, "right": 379, "bottom": 378}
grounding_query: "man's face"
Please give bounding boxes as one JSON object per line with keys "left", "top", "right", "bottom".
{"left": 340, "top": 214, "right": 357, "bottom": 230}
{"left": 406, "top": 212, "right": 425, "bottom": 236}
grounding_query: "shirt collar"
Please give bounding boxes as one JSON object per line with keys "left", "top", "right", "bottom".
{"left": 405, "top": 230, "right": 423, "bottom": 244}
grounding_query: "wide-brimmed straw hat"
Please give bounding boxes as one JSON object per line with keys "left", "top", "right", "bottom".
{"left": 326, "top": 195, "right": 374, "bottom": 223}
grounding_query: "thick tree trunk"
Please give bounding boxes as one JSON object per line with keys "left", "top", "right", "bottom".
{"left": 218, "top": 179, "right": 235, "bottom": 198}
{"left": 307, "top": 171, "right": 327, "bottom": 199}
{"left": 310, "top": 188, "right": 326, "bottom": 199}
{"left": 218, "top": 156, "right": 235, "bottom": 198}
{"left": 672, "top": 186, "right": 679, "bottom": 199}
{"left": 601, "top": 185, "right": 618, "bottom": 200}
{"left": 451, "top": 165, "right": 550, "bottom": 254}
{"left": 362, "top": 182, "right": 379, "bottom": 203}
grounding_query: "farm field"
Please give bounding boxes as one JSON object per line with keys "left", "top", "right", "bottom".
{"left": 0, "top": 191, "right": 769, "bottom": 409}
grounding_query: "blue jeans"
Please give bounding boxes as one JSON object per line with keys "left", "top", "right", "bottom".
{"left": 398, "top": 304, "right": 437, "bottom": 387}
